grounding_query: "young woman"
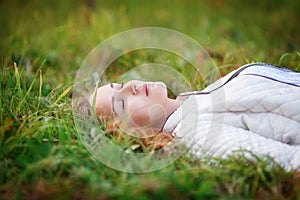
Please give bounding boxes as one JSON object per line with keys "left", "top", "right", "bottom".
{"left": 79, "top": 63, "right": 300, "bottom": 171}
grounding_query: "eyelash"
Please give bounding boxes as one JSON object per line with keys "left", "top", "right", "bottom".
{"left": 121, "top": 99, "right": 125, "bottom": 109}
{"left": 121, "top": 83, "right": 124, "bottom": 109}
{"left": 120, "top": 83, "right": 124, "bottom": 110}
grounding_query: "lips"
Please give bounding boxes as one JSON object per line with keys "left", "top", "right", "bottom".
{"left": 145, "top": 84, "right": 149, "bottom": 96}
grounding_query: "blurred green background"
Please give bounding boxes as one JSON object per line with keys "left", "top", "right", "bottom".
{"left": 1, "top": 0, "right": 299, "bottom": 84}
{"left": 1, "top": 0, "right": 300, "bottom": 199}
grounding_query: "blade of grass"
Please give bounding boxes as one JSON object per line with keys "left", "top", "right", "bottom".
{"left": 16, "top": 79, "right": 36, "bottom": 112}
{"left": 16, "top": 59, "right": 47, "bottom": 112}
{"left": 92, "top": 80, "right": 99, "bottom": 109}
{"left": 14, "top": 62, "right": 23, "bottom": 98}
{"left": 37, "top": 69, "right": 43, "bottom": 109}
{"left": 54, "top": 85, "right": 73, "bottom": 104}
{"left": 16, "top": 116, "right": 27, "bottom": 135}
{"left": 279, "top": 53, "right": 291, "bottom": 66}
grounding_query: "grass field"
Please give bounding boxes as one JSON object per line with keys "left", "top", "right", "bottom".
{"left": 1, "top": 0, "right": 300, "bottom": 199}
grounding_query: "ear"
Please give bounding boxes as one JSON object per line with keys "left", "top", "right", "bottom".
{"left": 77, "top": 98, "right": 91, "bottom": 115}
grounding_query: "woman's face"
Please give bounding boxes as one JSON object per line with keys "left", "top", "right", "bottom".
{"left": 89, "top": 80, "right": 179, "bottom": 132}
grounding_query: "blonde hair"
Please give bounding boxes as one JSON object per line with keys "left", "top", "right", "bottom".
{"left": 76, "top": 97, "right": 174, "bottom": 152}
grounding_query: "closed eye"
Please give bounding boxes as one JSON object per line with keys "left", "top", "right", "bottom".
{"left": 121, "top": 99, "right": 125, "bottom": 110}
{"left": 117, "top": 83, "right": 125, "bottom": 111}
{"left": 112, "top": 98, "right": 125, "bottom": 115}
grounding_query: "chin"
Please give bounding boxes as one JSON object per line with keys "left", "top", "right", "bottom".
{"left": 157, "top": 81, "right": 166, "bottom": 88}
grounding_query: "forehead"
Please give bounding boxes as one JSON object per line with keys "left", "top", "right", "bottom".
{"left": 89, "top": 83, "right": 115, "bottom": 117}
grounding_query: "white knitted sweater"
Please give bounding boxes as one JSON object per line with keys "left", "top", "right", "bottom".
{"left": 163, "top": 63, "right": 300, "bottom": 171}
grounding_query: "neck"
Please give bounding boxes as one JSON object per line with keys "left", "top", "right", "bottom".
{"left": 166, "top": 98, "right": 181, "bottom": 117}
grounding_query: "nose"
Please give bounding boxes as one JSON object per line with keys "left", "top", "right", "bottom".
{"left": 118, "top": 80, "right": 143, "bottom": 95}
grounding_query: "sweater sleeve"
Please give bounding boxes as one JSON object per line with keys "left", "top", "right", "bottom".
{"left": 164, "top": 64, "right": 300, "bottom": 171}
{"left": 187, "top": 120, "right": 300, "bottom": 171}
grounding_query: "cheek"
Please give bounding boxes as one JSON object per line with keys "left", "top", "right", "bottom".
{"left": 126, "top": 98, "right": 151, "bottom": 126}
{"left": 128, "top": 104, "right": 168, "bottom": 129}
{"left": 125, "top": 94, "right": 167, "bottom": 127}
{"left": 150, "top": 88, "right": 167, "bottom": 100}
{"left": 127, "top": 97, "right": 149, "bottom": 113}
{"left": 129, "top": 107, "right": 151, "bottom": 126}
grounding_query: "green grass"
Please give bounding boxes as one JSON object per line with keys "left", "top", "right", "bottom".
{"left": 1, "top": 0, "right": 300, "bottom": 199}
